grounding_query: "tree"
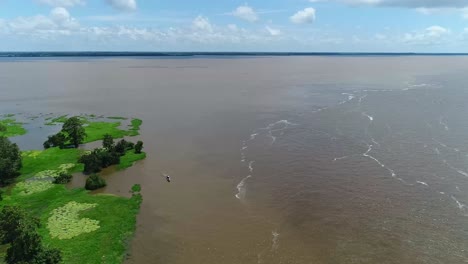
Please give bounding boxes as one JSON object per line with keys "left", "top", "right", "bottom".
{"left": 53, "top": 172, "right": 72, "bottom": 184}
{"left": 0, "top": 207, "right": 38, "bottom": 244}
{"left": 0, "top": 137, "right": 22, "bottom": 185}
{"left": 43, "top": 133, "right": 66, "bottom": 149}
{"left": 0, "top": 123, "right": 6, "bottom": 132}
{"left": 0, "top": 207, "right": 61, "bottom": 264}
{"left": 85, "top": 174, "right": 106, "bottom": 190}
{"left": 135, "top": 141, "right": 143, "bottom": 154}
{"left": 102, "top": 134, "right": 114, "bottom": 149}
{"left": 62, "top": 117, "right": 86, "bottom": 148}
{"left": 79, "top": 151, "right": 102, "bottom": 174}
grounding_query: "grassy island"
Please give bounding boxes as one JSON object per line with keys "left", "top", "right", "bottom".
{"left": 0, "top": 114, "right": 146, "bottom": 264}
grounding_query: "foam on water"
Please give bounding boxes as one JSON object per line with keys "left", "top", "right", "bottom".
{"left": 333, "top": 156, "right": 348, "bottom": 161}
{"left": 443, "top": 160, "right": 468, "bottom": 177}
{"left": 417, "top": 181, "right": 429, "bottom": 186}
{"left": 451, "top": 196, "right": 467, "bottom": 211}
{"left": 248, "top": 161, "right": 255, "bottom": 173}
{"left": 362, "top": 112, "right": 374, "bottom": 121}
{"left": 235, "top": 175, "right": 252, "bottom": 200}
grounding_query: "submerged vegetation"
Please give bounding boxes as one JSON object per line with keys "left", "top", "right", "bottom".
{"left": 0, "top": 113, "right": 145, "bottom": 263}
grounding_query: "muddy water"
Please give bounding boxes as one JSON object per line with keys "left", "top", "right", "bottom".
{"left": 2, "top": 56, "right": 468, "bottom": 263}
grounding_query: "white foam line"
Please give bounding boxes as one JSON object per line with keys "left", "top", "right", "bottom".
{"left": 363, "top": 144, "right": 409, "bottom": 184}
{"left": 362, "top": 112, "right": 374, "bottom": 121}
{"left": 439, "top": 191, "right": 445, "bottom": 195}
{"left": 248, "top": 161, "right": 255, "bottom": 173}
{"left": 443, "top": 159, "right": 468, "bottom": 177}
{"left": 333, "top": 156, "right": 348, "bottom": 161}
{"left": 451, "top": 196, "right": 467, "bottom": 210}
{"left": 416, "top": 181, "right": 429, "bottom": 186}
{"left": 249, "top": 133, "right": 258, "bottom": 141}
{"left": 434, "top": 147, "right": 440, "bottom": 155}
{"left": 271, "top": 231, "right": 280, "bottom": 251}
{"left": 241, "top": 146, "right": 248, "bottom": 151}
{"left": 235, "top": 175, "right": 252, "bottom": 200}
{"left": 433, "top": 138, "right": 460, "bottom": 153}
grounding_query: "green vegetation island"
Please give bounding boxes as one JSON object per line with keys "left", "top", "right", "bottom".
{"left": 0, "top": 114, "right": 146, "bottom": 264}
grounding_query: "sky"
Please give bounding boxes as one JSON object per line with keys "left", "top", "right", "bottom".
{"left": 0, "top": 0, "right": 468, "bottom": 52}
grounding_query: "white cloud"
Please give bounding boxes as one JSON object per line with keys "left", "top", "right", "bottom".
{"left": 341, "top": 0, "right": 468, "bottom": 8}
{"left": 192, "top": 16, "right": 213, "bottom": 32}
{"left": 37, "top": 0, "right": 85, "bottom": 7}
{"left": 402, "top": 25, "right": 450, "bottom": 45}
{"left": 265, "top": 26, "right": 281, "bottom": 36}
{"left": 106, "top": 0, "right": 137, "bottom": 12}
{"left": 463, "top": 8, "right": 468, "bottom": 19}
{"left": 227, "top": 24, "right": 238, "bottom": 31}
{"left": 290, "top": 8, "right": 316, "bottom": 24}
{"left": 232, "top": 5, "right": 259, "bottom": 22}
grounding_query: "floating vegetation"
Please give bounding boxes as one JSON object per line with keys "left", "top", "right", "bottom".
{"left": 34, "top": 164, "right": 76, "bottom": 179}
{"left": 47, "top": 201, "right": 100, "bottom": 240}
{"left": 16, "top": 180, "right": 55, "bottom": 195}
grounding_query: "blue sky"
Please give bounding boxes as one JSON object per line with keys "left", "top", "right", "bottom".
{"left": 0, "top": 0, "right": 467, "bottom": 51}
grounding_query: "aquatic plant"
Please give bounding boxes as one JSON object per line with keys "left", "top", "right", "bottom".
{"left": 16, "top": 180, "right": 55, "bottom": 196}
{"left": 47, "top": 201, "right": 100, "bottom": 240}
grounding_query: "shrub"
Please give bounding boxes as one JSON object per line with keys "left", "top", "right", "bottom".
{"left": 102, "top": 134, "right": 114, "bottom": 149}
{"left": 43, "top": 133, "right": 67, "bottom": 149}
{"left": 53, "top": 173, "right": 73, "bottom": 184}
{"left": 85, "top": 174, "right": 106, "bottom": 190}
{"left": 0, "top": 124, "right": 6, "bottom": 132}
{"left": 0, "top": 137, "right": 22, "bottom": 185}
{"left": 135, "top": 141, "right": 143, "bottom": 154}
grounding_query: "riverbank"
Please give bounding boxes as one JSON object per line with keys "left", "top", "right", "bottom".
{"left": 0, "top": 114, "right": 146, "bottom": 263}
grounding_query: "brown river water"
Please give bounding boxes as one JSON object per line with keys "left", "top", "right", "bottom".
{"left": 2, "top": 56, "right": 468, "bottom": 264}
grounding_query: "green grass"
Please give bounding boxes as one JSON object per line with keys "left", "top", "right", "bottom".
{"left": 2, "top": 185, "right": 141, "bottom": 264}
{"left": 0, "top": 119, "right": 27, "bottom": 137}
{"left": 3, "top": 114, "right": 15, "bottom": 118}
{"left": 118, "top": 151, "right": 146, "bottom": 170}
{"left": 84, "top": 122, "right": 130, "bottom": 143}
{"left": 20, "top": 148, "right": 84, "bottom": 180}
{"left": 107, "top": 116, "right": 128, "bottom": 120}
{"left": 1, "top": 115, "right": 146, "bottom": 264}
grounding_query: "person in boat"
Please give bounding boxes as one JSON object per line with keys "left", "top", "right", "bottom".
{"left": 165, "top": 175, "right": 171, "bottom": 182}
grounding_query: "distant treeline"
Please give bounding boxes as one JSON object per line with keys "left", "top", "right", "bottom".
{"left": 2, "top": 52, "right": 468, "bottom": 58}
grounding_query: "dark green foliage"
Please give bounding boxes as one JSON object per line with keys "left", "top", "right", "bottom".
{"left": 53, "top": 173, "right": 72, "bottom": 184}
{"left": 0, "top": 207, "right": 38, "bottom": 244}
{"left": 43, "top": 133, "right": 67, "bottom": 149}
{"left": 131, "top": 184, "right": 141, "bottom": 193}
{"left": 34, "top": 248, "right": 62, "bottom": 264}
{"left": 0, "top": 137, "right": 22, "bottom": 185}
{"left": 135, "top": 141, "right": 143, "bottom": 154}
{"left": 62, "top": 117, "right": 86, "bottom": 148}
{"left": 79, "top": 149, "right": 121, "bottom": 174}
{"left": 102, "top": 134, "right": 114, "bottom": 149}
{"left": 115, "top": 139, "right": 134, "bottom": 155}
{"left": 0, "top": 123, "right": 6, "bottom": 132}
{"left": 85, "top": 174, "right": 106, "bottom": 190}
{"left": 0, "top": 207, "right": 61, "bottom": 264}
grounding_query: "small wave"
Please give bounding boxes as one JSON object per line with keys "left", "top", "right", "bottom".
{"left": 235, "top": 175, "right": 252, "bottom": 200}
{"left": 416, "top": 181, "right": 428, "bottom": 186}
{"left": 434, "top": 147, "right": 440, "bottom": 155}
{"left": 456, "top": 186, "right": 461, "bottom": 192}
{"left": 440, "top": 191, "right": 446, "bottom": 195}
{"left": 241, "top": 146, "right": 248, "bottom": 151}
